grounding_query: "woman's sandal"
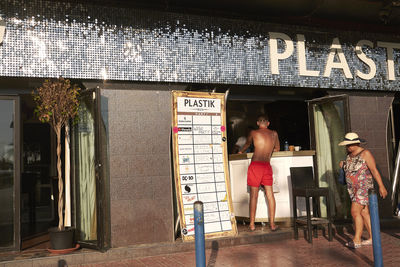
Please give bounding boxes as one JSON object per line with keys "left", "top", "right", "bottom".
{"left": 361, "top": 239, "right": 372, "bottom": 246}
{"left": 249, "top": 225, "right": 256, "bottom": 232}
{"left": 345, "top": 240, "right": 362, "bottom": 249}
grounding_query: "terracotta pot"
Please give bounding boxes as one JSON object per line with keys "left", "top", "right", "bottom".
{"left": 49, "top": 227, "right": 74, "bottom": 250}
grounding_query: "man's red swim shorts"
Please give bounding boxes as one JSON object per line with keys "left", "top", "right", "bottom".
{"left": 247, "top": 161, "right": 273, "bottom": 187}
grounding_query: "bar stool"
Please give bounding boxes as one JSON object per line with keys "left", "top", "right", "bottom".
{"left": 289, "top": 166, "right": 333, "bottom": 243}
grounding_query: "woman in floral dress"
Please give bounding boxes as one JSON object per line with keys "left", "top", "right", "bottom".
{"left": 339, "top": 132, "right": 388, "bottom": 248}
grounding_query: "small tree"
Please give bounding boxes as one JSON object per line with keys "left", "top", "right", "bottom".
{"left": 33, "top": 77, "right": 80, "bottom": 231}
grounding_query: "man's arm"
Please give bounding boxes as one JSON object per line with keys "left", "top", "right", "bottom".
{"left": 238, "top": 131, "right": 253, "bottom": 154}
{"left": 273, "top": 131, "right": 280, "bottom": 152}
{"left": 363, "top": 150, "right": 387, "bottom": 199}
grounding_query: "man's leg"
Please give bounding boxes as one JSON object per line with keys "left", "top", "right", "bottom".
{"left": 249, "top": 186, "right": 259, "bottom": 230}
{"left": 264, "top": 185, "right": 277, "bottom": 230}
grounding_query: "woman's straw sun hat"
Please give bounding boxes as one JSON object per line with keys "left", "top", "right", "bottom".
{"left": 338, "top": 132, "right": 365, "bottom": 146}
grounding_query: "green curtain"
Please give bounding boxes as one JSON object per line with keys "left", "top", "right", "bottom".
{"left": 76, "top": 102, "right": 97, "bottom": 241}
{"left": 314, "top": 107, "right": 332, "bottom": 217}
{"left": 313, "top": 102, "right": 350, "bottom": 219}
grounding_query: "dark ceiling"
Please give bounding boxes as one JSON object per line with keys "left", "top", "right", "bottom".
{"left": 63, "top": 0, "right": 400, "bottom": 32}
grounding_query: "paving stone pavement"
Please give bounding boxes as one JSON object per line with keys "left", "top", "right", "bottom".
{"left": 71, "top": 229, "right": 400, "bottom": 267}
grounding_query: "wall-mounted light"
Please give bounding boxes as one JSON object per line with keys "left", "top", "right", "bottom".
{"left": 0, "top": 19, "right": 6, "bottom": 44}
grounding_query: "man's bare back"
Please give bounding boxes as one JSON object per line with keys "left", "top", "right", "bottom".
{"left": 238, "top": 117, "right": 280, "bottom": 161}
{"left": 250, "top": 128, "right": 279, "bottom": 161}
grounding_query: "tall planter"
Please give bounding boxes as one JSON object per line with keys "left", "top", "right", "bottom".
{"left": 49, "top": 227, "right": 74, "bottom": 250}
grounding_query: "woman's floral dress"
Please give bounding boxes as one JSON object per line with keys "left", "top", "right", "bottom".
{"left": 344, "top": 151, "right": 374, "bottom": 205}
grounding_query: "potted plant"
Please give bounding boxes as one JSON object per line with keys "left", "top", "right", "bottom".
{"left": 33, "top": 77, "right": 80, "bottom": 250}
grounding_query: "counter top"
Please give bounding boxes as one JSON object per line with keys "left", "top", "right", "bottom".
{"left": 228, "top": 150, "right": 316, "bottom": 161}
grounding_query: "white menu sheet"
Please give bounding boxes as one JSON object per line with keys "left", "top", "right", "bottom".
{"left": 172, "top": 91, "right": 237, "bottom": 240}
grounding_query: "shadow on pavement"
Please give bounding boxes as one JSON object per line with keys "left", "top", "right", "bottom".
{"left": 382, "top": 230, "right": 400, "bottom": 240}
{"left": 207, "top": 241, "right": 219, "bottom": 267}
{"left": 333, "top": 226, "right": 373, "bottom": 266}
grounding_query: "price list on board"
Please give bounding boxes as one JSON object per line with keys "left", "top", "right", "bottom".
{"left": 172, "top": 92, "right": 237, "bottom": 240}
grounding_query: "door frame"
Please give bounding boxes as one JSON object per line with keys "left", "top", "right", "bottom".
{"left": 307, "top": 94, "right": 351, "bottom": 157}
{"left": 0, "top": 95, "right": 21, "bottom": 252}
{"left": 72, "top": 87, "right": 110, "bottom": 251}
{"left": 307, "top": 94, "right": 351, "bottom": 220}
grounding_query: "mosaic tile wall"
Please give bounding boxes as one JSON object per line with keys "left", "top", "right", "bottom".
{"left": 1, "top": 0, "right": 400, "bottom": 90}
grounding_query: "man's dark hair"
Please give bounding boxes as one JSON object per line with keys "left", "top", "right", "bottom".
{"left": 257, "top": 114, "right": 269, "bottom": 122}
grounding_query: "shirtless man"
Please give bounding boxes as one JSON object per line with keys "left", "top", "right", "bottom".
{"left": 238, "top": 114, "right": 280, "bottom": 231}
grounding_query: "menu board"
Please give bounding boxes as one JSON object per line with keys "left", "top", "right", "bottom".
{"left": 171, "top": 91, "right": 237, "bottom": 241}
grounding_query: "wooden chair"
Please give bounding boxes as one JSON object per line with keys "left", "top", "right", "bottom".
{"left": 289, "top": 166, "right": 333, "bottom": 243}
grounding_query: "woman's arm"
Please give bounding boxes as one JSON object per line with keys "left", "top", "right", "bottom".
{"left": 363, "top": 150, "right": 388, "bottom": 199}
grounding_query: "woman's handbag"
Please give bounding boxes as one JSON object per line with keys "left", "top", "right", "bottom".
{"left": 338, "top": 166, "right": 346, "bottom": 185}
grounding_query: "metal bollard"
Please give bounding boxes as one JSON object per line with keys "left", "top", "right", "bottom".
{"left": 368, "top": 188, "right": 383, "bottom": 267}
{"left": 194, "top": 201, "right": 206, "bottom": 267}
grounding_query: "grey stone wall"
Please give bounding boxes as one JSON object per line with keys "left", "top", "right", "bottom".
{"left": 348, "top": 94, "right": 394, "bottom": 217}
{"left": 96, "top": 82, "right": 186, "bottom": 247}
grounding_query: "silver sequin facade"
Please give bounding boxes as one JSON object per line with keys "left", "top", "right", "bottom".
{"left": 0, "top": 0, "right": 399, "bottom": 90}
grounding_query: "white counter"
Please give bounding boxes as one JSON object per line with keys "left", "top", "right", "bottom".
{"left": 228, "top": 151, "right": 315, "bottom": 223}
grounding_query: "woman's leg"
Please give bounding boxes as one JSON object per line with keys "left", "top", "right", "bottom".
{"left": 361, "top": 205, "right": 372, "bottom": 241}
{"left": 351, "top": 202, "right": 364, "bottom": 244}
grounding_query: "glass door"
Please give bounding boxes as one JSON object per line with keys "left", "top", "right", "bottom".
{"left": 0, "top": 96, "right": 20, "bottom": 251}
{"left": 308, "top": 95, "right": 351, "bottom": 221}
{"left": 20, "top": 95, "right": 55, "bottom": 249}
{"left": 72, "top": 88, "right": 109, "bottom": 250}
